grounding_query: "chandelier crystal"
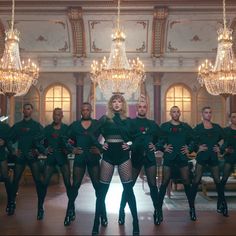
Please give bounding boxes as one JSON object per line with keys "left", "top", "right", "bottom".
{"left": 90, "top": 0, "right": 145, "bottom": 99}
{"left": 198, "top": 0, "right": 236, "bottom": 97}
{"left": 0, "top": 0, "right": 39, "bottom": 97}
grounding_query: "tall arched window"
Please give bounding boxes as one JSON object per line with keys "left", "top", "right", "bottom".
{"left": 15, "top": 86, "right": 40, "bottom": 122}
{"left": 44, "top": 84, "right": 71, "bottom": 124}
{"left": 197, "top": 87, "right": 225, "bottom": 126}
{"left": 165, "top": 84, "right": 192, "bottom": 124}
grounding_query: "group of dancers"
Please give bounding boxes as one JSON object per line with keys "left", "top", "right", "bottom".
{"left": 0, "top": 93, "right": 235, "bottom": 236}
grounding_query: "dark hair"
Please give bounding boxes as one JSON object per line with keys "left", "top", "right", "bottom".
{"left": 201, "top": 106, "right": 211, "bottom": 113}
{"left": 23, "top": 103, "right": 33, "bottom": 109}
{"left": 82, "top": 102, "right": 92, "bottom": 109}
{"left": 53, "top": 107, "right": 62, "bottom": 112}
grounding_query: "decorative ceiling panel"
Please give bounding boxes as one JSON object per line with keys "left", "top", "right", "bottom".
{"left": 2, "top": 17, "right": 70, "bottom": 53}
{"left": 166, "top": 18, "right": 221, "bottom": 53}
{"left": 88, "top": 18, "right": 149, "bottom": 53}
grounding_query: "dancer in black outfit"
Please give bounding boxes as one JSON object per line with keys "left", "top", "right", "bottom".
{"left": 191, "top": 106, "right": 224, "bottom": 220}
{"left": 118, "top": 99, "right": 161, "bottom": 225}
{"left": 91, "top": 94, "right": 139, "bottom": 236}
{"left": 9, "top": 103, "right": 44, "bottom": 218}
{"left": 219, "top": 111, "right": 236, "bottom": 217}
{"left": 36, "top": 108, "right": 71, "bottom": 221}
{"left": 0, "top": 113, "right": 12, "bottom": 215}
{"left": 65, "top": 102, "right": 107, "bottom": 226}
{"left": 157, "top": 106, "right": 195, "bottom": 224}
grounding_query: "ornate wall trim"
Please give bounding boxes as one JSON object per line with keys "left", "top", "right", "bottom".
{"left": 152, "top": 7, "right": 168, "bottom": 58}
{"left": 68, "top": 7, "right": 86, "bottom": 58}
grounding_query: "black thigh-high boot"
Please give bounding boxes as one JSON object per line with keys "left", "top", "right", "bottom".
{"left": 122, "top": 182, "right": 139, "bottom": 236}
{"left": 64, "top": 185, "right": 76, "bottom": 226}
{"left": 216, "top": 182, "right": 228, "bottom": 217}
{"left": 4, "top": 178, "right": 12, "bottom": 214}
{"left": 118, "top": 190, "right": 127, "bottom": 225}
{"left": 68, "top": 185, "right": 78, "bottom": 222}
{"left": 7, "top": 180, "right": 17, "bottom": 216}
{"left": 156, "top": 184, "right": 167, "bottom": 225}
{"left": 95, "top": 188, "right": 108, "bottom": 227}
{"left": 190, "top": 183, "right": 199, "bottom": 220}
{"left": 36, "top": 180, "right": 46, "bottom": 220}
{"left": 92, "top": 182, "right": 110, "bottom": 235}
{"left": 184, "top": 184, "right": 196, "bottom": 221}
{"left": 149, "top": 185, "right": 158, "bottom": 225}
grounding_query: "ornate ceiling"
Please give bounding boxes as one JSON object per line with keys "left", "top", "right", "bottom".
{"left": 0, "top": 0, "right": 236, "bottom": 73}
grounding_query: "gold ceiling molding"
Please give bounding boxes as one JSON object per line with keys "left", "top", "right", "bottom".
{"left": 67, "top": 7, "right": 86, "bottom": 58}
{"left": 152, "top": 6, "right": 168, "bottom": 58}
{"left": 0, "top": 20, "right": 5, "bottom": 57}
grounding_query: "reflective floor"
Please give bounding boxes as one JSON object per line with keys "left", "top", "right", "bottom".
{"left": 0, "top": 174, "right": 235, "bottom": 235}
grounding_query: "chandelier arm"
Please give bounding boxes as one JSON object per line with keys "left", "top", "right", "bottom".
{"left": 117, "top": 0, "right": 120, "bottom": 30}
{"left": 223, "top": 0, "right": 226, "bottom": 29}
{"left": 10, "top": 0, "right": 15, "bottom": 32}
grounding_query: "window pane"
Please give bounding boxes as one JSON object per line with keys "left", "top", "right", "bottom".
{"left": 175, "top": 102, "right": 183, "bottom": 110}
{"left": 54, "top": 102, "right": 62, "bottom": 108}
{"left": 44, "top": 85, "right": 71, "bottom": 125}
{"left": 166, "top": 102, "right": 173, "bottom": 112}
{"left": 174, "top": 86, "right": 183, "bottom": 97}
{"left": 183, "top": 101, "right": 191, "bottom": 111}
{"left": 62, "top": 102, "right": 70, "bottom": 111}
{"left": 166, "top": 87, "right": 174, "bottom": 99}
{"left": 165, "top": 85, "right": 192, "bottom": 124}
{"left": 62, "top": 88, "right": 70, "bottom": 97}
{"left": 54, "top": 86, "right": 62, "bottom": 97}
{"left": 45, "top": 102, "right": 54, "bottom": 111}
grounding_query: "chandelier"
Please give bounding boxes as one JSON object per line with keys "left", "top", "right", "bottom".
{"left": 0, "top": 0, "right": 39, "bottom": 97}
{"left": 198, "top": 0, "right": 236, "bottom": 97}
{"left": 90, "top": 0, "right": 145, "bottom": 99}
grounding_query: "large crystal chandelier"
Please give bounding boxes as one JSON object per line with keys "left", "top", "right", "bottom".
{"left": 90, "top": 0, "right": 145, "bottom": 99}
{"left": 0, "top": 0, "right": 39, "bottom": 97}
{"left": 198, "top": 0, "right": 236, "bottom": 97}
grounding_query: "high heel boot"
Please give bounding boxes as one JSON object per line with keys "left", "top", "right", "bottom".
{"left": 92, "top": 216, "right": 100, "bottom": 235}
{"left": 118, "top": 208, "right": 125, "bottom": 225}
{"left": 222, "top": 200, "right": 229, "bottom": 217}
{"left": 189, "top": 207, "right": 196, "bottom": 221}
{"left": 132, "top": 219, "right": 140, "bottom": 236}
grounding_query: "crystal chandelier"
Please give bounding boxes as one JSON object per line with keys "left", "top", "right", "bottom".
{"left": 90, "top": 0, "right": 145, "bottom": 99}
{"left": 198, "top": 0, "right": 236, "bottom": 98}
{"left": 0, "top": 0, "right": 39, "bottom": 97}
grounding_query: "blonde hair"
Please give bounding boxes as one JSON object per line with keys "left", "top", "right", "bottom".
{"left": 107, "top": 94, "right": 128, "bottom": 119}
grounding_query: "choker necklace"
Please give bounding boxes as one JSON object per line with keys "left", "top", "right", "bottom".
{"left": 81, "top": 117, "right": 92, "bottom": 121}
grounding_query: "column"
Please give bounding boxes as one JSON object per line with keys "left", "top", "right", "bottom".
{"left": 0, "top": 94, "right": 7, "bottom": 115}
{"left": 153, "top": 73, "right": 164, "bottom": 124}
{"left": 9, "top": 96, "right": 15, "bottom": 126}
{"left": 74, "top": 73, "right": 84, "bottom": 120}
{"left": 230, "top": 95, "right": 236, "bottom": 112}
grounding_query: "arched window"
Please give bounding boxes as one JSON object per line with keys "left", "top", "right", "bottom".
{"left": 165, "top": 84, "right": 192, "bottom": 124}
{"left": 44, "top": 84, "right": 71, "bottom": 124}
{"left": 15, "top": 86, "right": 40, "bottom": 122}
{"left": 197, "top": 87, "right": 225, "bottom": 126}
